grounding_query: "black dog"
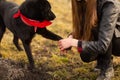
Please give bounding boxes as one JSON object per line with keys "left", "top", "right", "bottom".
{"left": 0, "top": 0, "right": 62, "bottom": 69}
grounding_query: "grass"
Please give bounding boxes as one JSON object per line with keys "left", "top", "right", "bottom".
{"left": 1, "top": 0, "right": 120, "bottom": 80}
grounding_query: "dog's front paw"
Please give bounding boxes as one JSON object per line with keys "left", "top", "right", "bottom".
{"left": 65, "top": 47, "right": 72, "bottom": 51}
{"left": 24, "top": 64, "right": 35, "bottom": 71}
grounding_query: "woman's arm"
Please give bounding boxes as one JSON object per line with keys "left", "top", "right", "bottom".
{"left": 59, "top": 2, "right": 119, "bottom": 54}
{"left": 80, "top": 2, "right": 119, "bottom": 54}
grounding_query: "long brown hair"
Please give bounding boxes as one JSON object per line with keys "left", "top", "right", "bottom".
{"left": 72, "top": 0, "right": 97, "bottom": 41}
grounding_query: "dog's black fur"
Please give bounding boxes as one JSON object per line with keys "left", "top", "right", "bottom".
{"left": 0, "top": 0, "right": 62, "bottom": 69}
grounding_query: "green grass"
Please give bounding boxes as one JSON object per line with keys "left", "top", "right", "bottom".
{"left": 1, "top": 0, "right": 120, "bottom": 80}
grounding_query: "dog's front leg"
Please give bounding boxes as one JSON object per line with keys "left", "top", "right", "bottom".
{"left": 37, "top": 28, "right": 62, "bottom": 41}
{"left": 22, "top": 40, "right": 35, "bottom": 70}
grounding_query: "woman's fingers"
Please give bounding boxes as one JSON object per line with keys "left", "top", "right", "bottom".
{"left": 58, "top": 40, "right": 69, "bottom": 55}
{"left": 58, "top": 41, "right": 62, "bottom": 48}
{"left": 58, "top": 38, "right": 72, "bottom": 51}
{"left": 59, "top": 39, "right": 68, "bottom": 50}
{"left": 58, "top": 40, "right": 66, "bottom": 51}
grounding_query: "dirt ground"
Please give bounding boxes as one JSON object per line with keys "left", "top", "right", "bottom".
{"left": 0, "top": 58, "right": 54, "bottom": 80}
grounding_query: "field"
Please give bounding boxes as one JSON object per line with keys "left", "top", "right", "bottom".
{"left": 0, "top": 0, "right": 120, "bottom": 80}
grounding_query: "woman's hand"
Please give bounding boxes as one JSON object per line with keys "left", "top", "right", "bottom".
{"left": 68, "top": 34, "right": 73, "bottom": 38}
{"left": 58, "top": 38, "right": 78, "bottom": 51}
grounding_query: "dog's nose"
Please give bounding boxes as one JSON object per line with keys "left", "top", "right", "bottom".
{"left": 48, "top": 11, "right": 56, "bottom": 20}
{"left": 50, "top": 13, "right": 56, "bottom": 20}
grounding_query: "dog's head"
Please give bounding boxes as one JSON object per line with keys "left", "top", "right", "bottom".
{"left": 19, "top": 0, "right": 56, "bottom": 21}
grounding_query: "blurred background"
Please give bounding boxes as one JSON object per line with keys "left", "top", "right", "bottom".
{"left": 0, "top": 0, "right": 120, "bottom": 80}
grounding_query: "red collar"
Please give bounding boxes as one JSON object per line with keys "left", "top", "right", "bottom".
{"left": 13, "top": 10, "right": 52, "bottom": 32}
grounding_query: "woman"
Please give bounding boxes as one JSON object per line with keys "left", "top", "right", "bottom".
{"left": 59, "top": 0, "right": 120, "bottom": 80}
